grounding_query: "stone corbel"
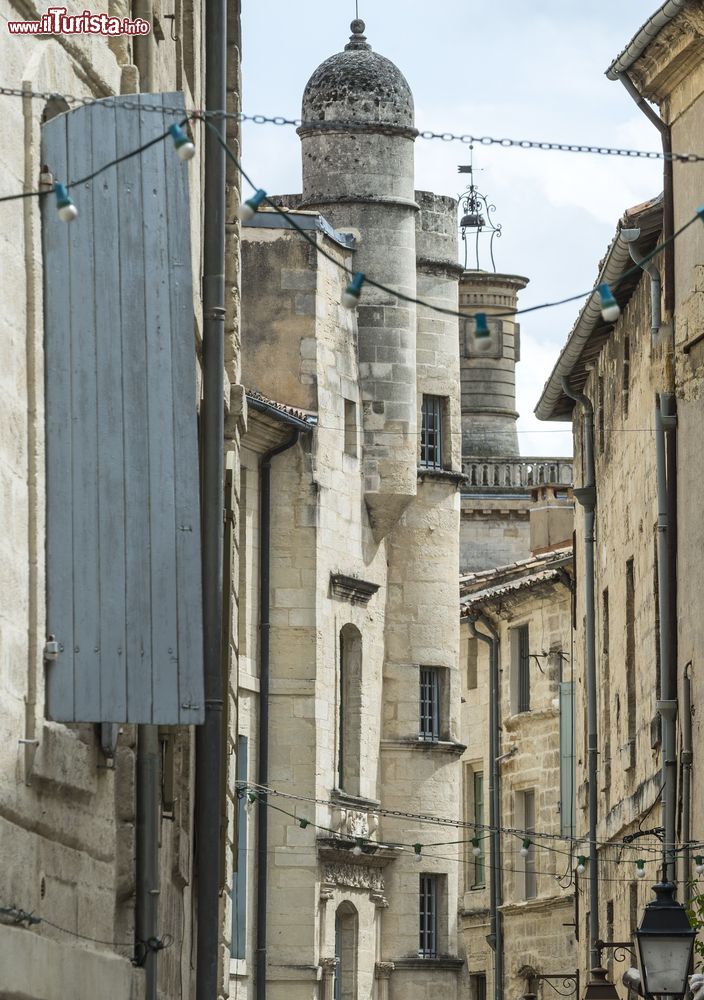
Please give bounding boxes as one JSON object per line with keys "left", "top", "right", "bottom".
{"left": 320, "top": 880, "right": 335, "bottom": 901}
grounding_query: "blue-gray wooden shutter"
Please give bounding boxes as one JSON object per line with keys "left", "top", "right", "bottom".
{"left": 42, "top": 93, "right": 204, "bottom": 724}
{"left": 559, "top": 680, "right": 576, "bottom": 837}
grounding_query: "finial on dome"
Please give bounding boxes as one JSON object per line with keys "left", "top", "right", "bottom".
{"left": 345, "top": 18, "right": 371, "bottom": 50}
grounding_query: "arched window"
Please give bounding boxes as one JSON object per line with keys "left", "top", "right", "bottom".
{"left": 338, "top": 625, "right": 362, "bottom": 796}
{"left": 334, "top": 903, "right": 358, "bottom": 1000}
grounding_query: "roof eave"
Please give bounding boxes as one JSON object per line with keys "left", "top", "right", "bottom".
{"left": 534, "top": 197, "right": 663, "bottom": 422}
{"left": 605, "top": 0, "right": 690, "bottom": 79}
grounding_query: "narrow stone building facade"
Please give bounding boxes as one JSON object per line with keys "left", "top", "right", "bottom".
{"left": 458, "top": 497, "right": 575, "bottom": 1000}
{"left": 232, "top": 20, "right": 464, "bottom": 1000}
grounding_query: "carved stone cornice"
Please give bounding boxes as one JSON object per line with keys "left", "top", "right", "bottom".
{"left": 321, "top": 862, "right": 384, "bottom": 892}
{"left": 330, "top": 573, "right": 380, "bottom": 605}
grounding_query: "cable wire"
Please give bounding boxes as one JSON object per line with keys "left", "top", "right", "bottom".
{"left": 3, "top": 86, "right": 704, "bottom": 162}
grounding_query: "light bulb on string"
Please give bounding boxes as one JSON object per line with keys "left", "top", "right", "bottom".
{"left": 597, "top": 283, "right": 620, "bottom": 322}
{"left": 245, "top": 790, "right": 258, "bottom": 815}
{"left": 168, "top": 122, "right": 196, "bottom": 161}
{"left": 472, "top": 312, "right": 496, "bottom": 354}
{"left": 520, "top": 838, "right": 531, "bottom": 858}
{"left": 352, "top": 838, "right": 364, "bottom": 857}
{"left": 54, "top": 182, "right": 78, "bottom": 223}
{"left": 299, "top": 817, "right": 310, "bottom": 829}
{"left": 414, "top": 844, "right": 422, "bottom": 863}
{"left": 471, "top": 838, "right": 482, "bottom": 857}
{"left": 576, "top": 856, "right": 586, "bottom": 876}
{"left": 342, "top": 272, "right": 365, "bottom": 309}
{"left": 635, "top": 859, "right": 646, "bottom": 879}
{"left": 237, "top": 189, "right": 267, "bottom": 222}
{"left": 695, "top": 856, "right": 704, "bottom": 877}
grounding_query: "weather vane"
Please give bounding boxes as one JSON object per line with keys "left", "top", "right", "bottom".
{"left": 457, "top": 145, "right": 502, "bottom": 272}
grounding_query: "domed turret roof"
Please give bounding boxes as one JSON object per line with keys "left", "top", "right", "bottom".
{"left": 301, "top": 20, "right": 414, "bottom": 130}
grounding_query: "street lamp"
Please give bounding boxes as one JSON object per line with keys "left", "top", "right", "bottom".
{"left": 634, "top": 882, "right": 695, "bottom": 998}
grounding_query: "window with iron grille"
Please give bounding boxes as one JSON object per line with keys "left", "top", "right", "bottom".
{"left": 419, "top": 668, "right": 440, "bottom": 741}
{"left": 419, "top": 875, "right": 438, "bottom": 957}
{"left": 420, "top": 395, "right": 443, "bottom": 469}
{"left": 473, "top": 771, "right": 485, "bottom": 887}
{"left": 510, "top": 625, "right": 531, "bottom": 714}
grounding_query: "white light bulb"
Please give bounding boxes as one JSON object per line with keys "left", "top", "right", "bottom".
{"left": 176, "top": 140, "right": 196, "bottom": 162}
{"left": 58, "top": 202, "right": 78, "bottom": 223}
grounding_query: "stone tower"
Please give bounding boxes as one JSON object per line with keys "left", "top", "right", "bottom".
{"left": 459, "top": 270, "right": 573, "bottom": 571}
{"left": 299, "top": 19, "right": 418, "bottom": 539}
{"left": 459, "top": 271, "right": 528, "bottom": 458}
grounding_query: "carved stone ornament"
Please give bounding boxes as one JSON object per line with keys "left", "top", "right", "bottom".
{"left": 375, "top": 963, "right": 395, "bottom": 980}
{"left": 323, "top": 863, "right": 384, "bottom": 892}
{"left": 320, "top": 880, "right": 335, "bottom": 901}
{"left": 321, "top": 957, "right": 339, "bottom": 973}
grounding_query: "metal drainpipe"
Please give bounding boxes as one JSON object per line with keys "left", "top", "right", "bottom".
{"left": 655, "top": 393, "right": 678, "bottom": 883}
{"left": 257, "top": 430, "right": 301, "bottom": 1000}
{"left": 134, "top": 39, "right": 158, "bottom": 1000}
{"left": 616, "top": 73, "right": 674, "bottom": 316}
{"left": 620, "top": 229, "right": 662, "bottom": 346}
{"left": 468, "top": 614, "right": 502, "bottom": 1000}
{"left": 136, "top": 725, "right": 160, "bottom": 1000}
{"left": 561, "top": 378, "right": 598, "bottom": 969}
{"left": 682, "top": 663, "right": 693, "bottom": 906}
{"left": 195, "top": 0, "right": 227, "bottom": 992}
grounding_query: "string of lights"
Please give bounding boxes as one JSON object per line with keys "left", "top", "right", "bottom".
{"left": 2, "top": 108, "right": 701, "bottom": 340}
{"left": 238, "top": 781, "right": 702, "bottom": 860}
{"left": 236, "top": 790, "right": 700, "bottom": 886}
{"left": 203, "top": 117, "right": 704, "bottom": 335}
{"left": 3, "top": 85, "right": 704, "bottom": 162}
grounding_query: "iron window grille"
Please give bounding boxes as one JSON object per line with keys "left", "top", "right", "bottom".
{"left": 420, "top": 395, "right": 443, "bottom": 469}
{"left": 419, "top": 668, "right": 440, "bottom": 741}
{"left": 518, "top": 624, "right": 530, "bottom": 713}
{"left": 419, "top": 875, "right": 438, "bottom": 957}
{"left": 473, "top": 771, "right": 485, "bottom": 887}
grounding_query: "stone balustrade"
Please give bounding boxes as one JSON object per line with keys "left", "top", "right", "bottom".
{"left": 462, "top": 456, "right": 573, "bottom": 489}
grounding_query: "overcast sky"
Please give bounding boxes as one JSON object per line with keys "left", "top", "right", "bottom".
{"left": 240, "top": 2, "right": 665, "bottom": 457}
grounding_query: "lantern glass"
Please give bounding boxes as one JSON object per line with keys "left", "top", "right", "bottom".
{"left": 635, "top": 883, "right": 696, "bottom": 998}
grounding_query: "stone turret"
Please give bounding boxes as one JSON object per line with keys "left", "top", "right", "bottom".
{"left": 298, "top": 20, "right": 418, "bottom": 539}
{"left": 459, "top": 271, "right": 528, "bottom": 459}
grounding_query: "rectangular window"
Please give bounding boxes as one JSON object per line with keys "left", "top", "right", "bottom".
{"left": 419, "top": 875, "right": 438, "bottom": 957}
{"left": 419, "top": 668, "right": 440, "bottom": 741}
{"left": 467, "top": 636, "right": 478, "bottom": 690}
{"left": 622, "top": 334, "right": 630, "bottom": 419}
{"left": 343, "top": 398, "right": 357, "bottom": 457}
{"left": 232, "top": 735, "right": 248, "bottom": 959}
{"left": 519, "top": 789, "right": 537, "bottom": 899}
{"left": 420, "top": 395, "right": 443, "bottom": 469}
{"left": 626, "top": 558, "right": 636, "bottom": 757}
{"left": 473, "top": 771, "right": 485, "bottom": 887}
{"left": 511, "top": 625, "right": 530, "bottom": 714}
{"left": 653, "top": 530, "right": 661, "bottom": 701}
{"left": 471, "top": 974, "right": 487, "bottom": 1000}
{"left": 602, "top": 588, "right": 611, "bottom": 799}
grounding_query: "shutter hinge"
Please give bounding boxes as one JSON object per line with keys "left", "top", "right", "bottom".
{"left": 43, "top": 635, "right": 61, "bottom": 662}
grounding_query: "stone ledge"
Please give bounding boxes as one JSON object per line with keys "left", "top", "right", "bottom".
{"left": 417, "top": 468, "right": 466, "bottom": 487}
{"left": 380, "top": 738, "right": 467, "bottom": 755}
{"left": 391, "top": 957, "right": 464, "bottom": 972}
